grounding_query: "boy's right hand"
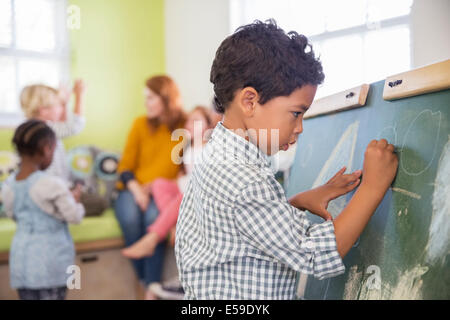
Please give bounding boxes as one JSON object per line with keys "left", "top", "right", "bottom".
{"left": 361, "top": 139, "right": 398, "bottom": 192}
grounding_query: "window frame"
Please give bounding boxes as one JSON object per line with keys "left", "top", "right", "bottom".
{"left": 309, "top": 14, "right": 412, "bottom": 98}
{"left": 229, "top": 0, "right": 413, "bottom": 98}
{"left": 0, "top": 0, "right": 70, "bottom": 128}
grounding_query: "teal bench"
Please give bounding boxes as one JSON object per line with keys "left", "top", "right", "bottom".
{"left": 0, "top": 208, "right": 123, "bottom": 255}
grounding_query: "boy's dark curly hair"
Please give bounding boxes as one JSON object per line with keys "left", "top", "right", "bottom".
{"left": 210, "top": 19, "right": 324, "bottom": 113}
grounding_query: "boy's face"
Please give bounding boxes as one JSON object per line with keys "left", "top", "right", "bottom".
{"left": 238, "top": 84, "right": 317, "bottom": 155}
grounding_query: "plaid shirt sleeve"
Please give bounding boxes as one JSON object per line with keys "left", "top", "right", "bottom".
{"left": 234, "top": 179, "right": 345, "bottom": 280}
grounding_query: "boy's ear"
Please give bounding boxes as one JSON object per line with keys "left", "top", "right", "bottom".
{"left": 238, "top": 87, "right": 259, "bottom": 117}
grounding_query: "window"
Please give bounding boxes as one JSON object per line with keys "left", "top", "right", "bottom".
{"left": 0, "top": 0, "right": 69, "bottom": 126}
{"left": 230, "top": 0, "right": 413, "bottom": 98}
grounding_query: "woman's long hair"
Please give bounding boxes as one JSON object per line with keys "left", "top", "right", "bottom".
{"left": 146, "top": 75, "right": 186, "bottom": 131}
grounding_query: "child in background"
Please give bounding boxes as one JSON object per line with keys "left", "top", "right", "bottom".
{"left": 1, "top": 120, "right": 85, "bottom": 300}
{"left": 20, "top": 80, "right": 86, "bottom": 182}
{"left": 20, "top": 81, "right": 107, "bottom": 216}
{"left": 121, "top": 106, "right": 214, "bottom": 259}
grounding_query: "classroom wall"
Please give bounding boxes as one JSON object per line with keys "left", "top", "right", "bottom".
{"left": 410, "top": 0, "right": 450, "bottom": 68}
{"left": 0, "top": 0, "right": 165, "bottom": 153}
{"left": 1, "top": 1, "right": 447, "bottom": 152}
{"left": 0, "top": 128, "right": 13, "bottom": 152}
{"left": 164, "top": 0, "right": 230, "bottom": 111}
{"left": 164, "top": 0, "right": 450, "bottom": 111}
{"left": 66, "top": 0, "right": 165, "bottom": 152}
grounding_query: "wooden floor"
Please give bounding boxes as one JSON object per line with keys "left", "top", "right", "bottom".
{"left": 0, "top": 238, "right": 179, "bottom": 300}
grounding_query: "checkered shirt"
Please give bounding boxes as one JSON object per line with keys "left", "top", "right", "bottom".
{"left": 175, "top": 122, "right": 345, "bottom": 299}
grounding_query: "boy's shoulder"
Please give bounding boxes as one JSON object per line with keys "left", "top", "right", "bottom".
{"left": 197, "top": 143, "right": 271, "bottom": 194}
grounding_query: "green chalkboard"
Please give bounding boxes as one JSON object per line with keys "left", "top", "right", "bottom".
{"left": 286, "top": 80, "right": 450, "bottom": 300}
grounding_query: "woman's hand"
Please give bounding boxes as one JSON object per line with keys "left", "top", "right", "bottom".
{"left": 141, "top": 182, "right": 154, "bottom": 196}
{"left": 134, "top": 189, "right": 150, "bottom": 212}
{"left": 127, "top": 180, "right": 150, "bottom": 212}
{"left": 289, "top": 166, "right": 361, "bottom": 221}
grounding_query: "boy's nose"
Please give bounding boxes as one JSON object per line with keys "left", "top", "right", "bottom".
{"left": 293, "top": 119, "right": 303, "bottom": 134}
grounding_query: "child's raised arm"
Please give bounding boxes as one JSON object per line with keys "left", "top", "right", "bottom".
{"left": 46, "top": 114, "right": 86, "bottom": 139}
{"left": 72, "top": 79, "right": 86, "bottom": 117}
{"left": 48, "top": 79, "right": 86, "bottom": 139}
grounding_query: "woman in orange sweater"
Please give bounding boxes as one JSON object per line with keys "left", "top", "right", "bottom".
{"left": 114, "top": 75, "right": 185, "bottom": 288}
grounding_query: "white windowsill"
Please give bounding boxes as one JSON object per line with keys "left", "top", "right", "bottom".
{"left": 0, "top": 113, "right": 25, "bottom": 129}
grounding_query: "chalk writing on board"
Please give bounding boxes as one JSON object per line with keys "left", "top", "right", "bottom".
{"left": 343, "top": 264, "right": 429, "bottom": 299}
{"left": 397, "top": 208, "right": 409, "bottom": 217}
{"left": 391, "top": 187, "right": 421, "bottom": 200}
{"left": 401, "top": 110, "right": 441, "bottom": 176}
{"left": 311, "top": 120, "right": 359, "bottom": 218}
{"left": 425, "top": 136, "right": 450, "bottom": 263}
{"left": 377, "top": 125, "right": 398, "bottom": 146}
{"left": 297, "top": 121, "right": 359, "bottom": 299}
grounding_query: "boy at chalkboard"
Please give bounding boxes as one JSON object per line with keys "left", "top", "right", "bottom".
{"left": 175, "top": 20, "right": 398, "bottom": 299}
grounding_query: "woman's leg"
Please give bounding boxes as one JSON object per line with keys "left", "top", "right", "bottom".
{"left": 142, "top": 201, "right": 166, "bottom": 286}
{"left": 121, "top": 192, "right": 182, "bottom": 259}
{"left": 114, "top": 190, "right": 146, "bottom": 281}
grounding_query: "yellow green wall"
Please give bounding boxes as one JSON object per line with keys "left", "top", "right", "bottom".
{"left": 0, "top": 0, "right": 165, "bottom": 152}
{"left": 0, "top": 130, "right": 12, "bottom": 152}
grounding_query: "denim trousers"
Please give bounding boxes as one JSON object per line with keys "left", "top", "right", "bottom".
{"left": 114, "top": 190, "right": 166, "bottom": 285}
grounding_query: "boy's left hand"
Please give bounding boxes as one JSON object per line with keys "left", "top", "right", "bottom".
{"left": 291, "top": 167, "right": 361, "bottom": 221}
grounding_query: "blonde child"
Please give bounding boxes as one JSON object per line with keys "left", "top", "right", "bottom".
{"left": 1, "top": 120, "right": 85, "bottom": 300}
{"left": 20, "top": 81, "right": 107, "bottom": 216}
{"left": 20, "top": 80, "right": 86, "bottom": 183}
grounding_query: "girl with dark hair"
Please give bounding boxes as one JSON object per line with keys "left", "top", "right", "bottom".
{"left": 1, "top": 120, "right": 85, "bottom": 300}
